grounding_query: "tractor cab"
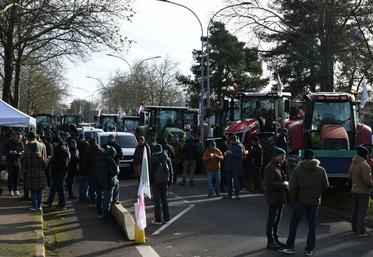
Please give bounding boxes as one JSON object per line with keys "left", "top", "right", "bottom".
{"left": 35, "top": 114, "right": 58, "bottom": 136}
{"left": 122, "top": 116, "right": 139, "bottom": 134}
{"left": 61, "top": 115, "right": 81, "bottom": 136}
{"left": 95, "top": 114, "right": 118, "bottom": 132}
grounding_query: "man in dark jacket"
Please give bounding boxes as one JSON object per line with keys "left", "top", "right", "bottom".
{"left": 180, "top": 137, "right": 199, "bottom": 186}
{"left": 169, "top": 136, "right": 183, "bottom": 185}
{"left": 280, "top": 149, "right": 329, "bottom": 256}
{"left": 77, "top": 138, "right": 89, "bottom": 202}
{"left": 46, "top": 137, "right": 70, "bottom": 209}
{"left": 276, "top": 128, "right": 288, "bottom": 153}
{"left": 250, "top": 136, "right": 263, "bottom": 193}
{"left": 150, "top": 144, "right": 173, "bottom": 224}
{"left": 66, "top": 139, "right": 79, "bottom": 199}
{"left": 4, "top": 132, "right": 24, "bottom": 196}
{"left": 95, "top": 145, "right": 120, "bottom": 223}
{"left": 133, "top": 136, "right": 151, "bottom": 181}
{"left": 224, "top": 135, "right": 244, "bottom": 200}
{"left": 217, "top": 135, "right": 228, "bottom": 193}
{"left": 264, "top": 147, "right": 288, "bottom": 250}
{"left": 104, "top": 135, "right": 123, "bottom": 163}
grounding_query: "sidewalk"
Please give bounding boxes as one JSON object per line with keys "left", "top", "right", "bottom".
{"left": 0, "top": 192, "right": 44, "bottom": 257}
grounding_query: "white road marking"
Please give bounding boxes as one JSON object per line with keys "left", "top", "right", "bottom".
{"left": 136, "top": 245, "right": 161, "bottom": 257}
{"left": 152, "top": 204, "right": 195, "bottom": 235}
{"left": 168, "top": 191, "right": 190, "bottom": 204}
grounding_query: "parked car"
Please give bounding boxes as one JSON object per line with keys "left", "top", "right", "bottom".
{"left": 96, "top": 132, "right": 138, "bottom": 175}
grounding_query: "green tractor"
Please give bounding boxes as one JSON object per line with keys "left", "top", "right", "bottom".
{"left": 94, "top": 114, "right": 119, "bottom": 132}
{"left": 137, "top": 106, "right": 199, "bottom": 142}
{"left": 35, "top": 114, "right": 58, "bottom": 136}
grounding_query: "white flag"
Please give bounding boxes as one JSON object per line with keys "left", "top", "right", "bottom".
{"left": 134, "top": 147, "right": 151, "bottom": 230}
{"left": 138, "top": 104, "right": 144, "bottom": 115}
{"left": 118, "top": 107, "right": 123, "bottom": 119}
{"left": 277, "top": 73, "right": 283, "bottom": 97}
{"left": 361, "top": 76, "right": 369, "bottom": 108}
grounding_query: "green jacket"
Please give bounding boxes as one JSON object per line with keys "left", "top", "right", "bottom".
{"left": 289, "top": 159, "right": 329, "bottom": 205}
{"left": 348, "top": 155, "right": 373, "bottom": 194}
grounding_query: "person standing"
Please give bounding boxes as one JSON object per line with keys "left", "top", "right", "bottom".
{"left": 169, "top": 136, "right": 183, "bottom": 185}
{"left": 4, "top": 132, "right": 24, "bottom": 196}
{"left": 250, "top": 136, "right": 263, "bottom": 193}
{"left": 276, "top": 128, "right": 288, "bottom": 153}
{"left": 133, "top": 136, "right": 151, "bottom": 181}
{"left": 180, "top": 137, "right": 198, "bottom": 186}
{"left": 348, "top": 146, "right": 373, "bottom": 237}
{"left": 41, "top": 136, "right": 53, "bottom": 187}
{"left": 217, "top": 135, "right": 228, "bottom": 193}
{"left": 95, "top": 145, "right": 120, "bottom": 223}
{"left": 202, "top": 140, "right": 224, "bottom": 197}
{"left": 77, "top": 138, "right": 89, "bottom": 202}
{"left": 46, "top": 137, "right": 70, "bottom": 209}
{"left": 66, "top": 139, "right": 79, "bottom": 199}
{"left": 279, "top": 149, "right": 329, "bottom": 256}
{"left": 150, "top": 144, "right": 173, "bottom": 225}
{"left": 104, "top": 135, "right": 123, "bottom": 163}
{"left": 224, "top": 135, "right": 244, "bottom": 200}
{"left": 264, "top": 147, "right": 288, "bottom": 250}
{"left": 25, "top": 143, "right": 47, "bottom": 211}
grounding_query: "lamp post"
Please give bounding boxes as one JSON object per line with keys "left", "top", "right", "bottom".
{"left": 205, "top": 2, "right": 252, "bottom": 134}
{"left": 157, "top": 0, "right": 205, "bottom": 145}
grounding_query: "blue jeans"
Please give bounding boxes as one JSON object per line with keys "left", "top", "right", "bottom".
{"left": 100, "top": 179, "right": 120, "bottom": 221}
{"left": 31, "top": 190, "right": 42, "bottom": 209}
{"left": 87, "top": 176, "right": 97, "bottom": 204}
{"left": 226, "top": 169, "right": 241, "bottom": 198}
{"left": 351, "top": 192, "right": 370, "bottom": 234}
{"left": 207, "top": 171, "right": 221, "bottom": 195}
{"left": 47, "top": 172, "right": 66, "bottom": 208}
{"left": 79, "top": 176, "right": 88, "bottom": 202}
{"left": 286, "top": 202, "right": 319, "bottom": 251}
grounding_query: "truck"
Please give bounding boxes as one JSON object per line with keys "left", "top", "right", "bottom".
{"left": 288, "top": 92, "right": 372, "bottom": 181}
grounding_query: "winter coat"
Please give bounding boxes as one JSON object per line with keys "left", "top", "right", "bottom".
{"left": 81, "top": 143, "right": 102, "bottom": 177}
{"left": 25, "top": 152, "right": 47, "bottom": 191}
{"left": 202, "top": 148, "right": 224, "bottom": 171}
{"left": 77, "top": 140, "right": 88, "bottom": 176}
{"left": 22, "top": 139, "right": 45, "bottom": 169}
{"left": 150, "top": 152, "right": 174, "bottom": 185}
{"left": 224, "top": 142, "right": 244, "bottom": 171}
{"left": 289, "top": 159, "right": 329, "bottom": 205}
{"left": 183, "top": 141, "right": 199, "bottom": 161}
{"left": 104, "top": 142, "right": 123, "bottom": 163}
{"left": 94, "top": 152, "right": 119, "bottom": 191}
{"left": 169, "top": 140, "right": 183, "bottom": 165}
{"left": 250, "top": 144, "right": 263, "bottom": 168}
{"left": 50, "top": 144, "right": 70, "bottom": 176}
{"left": 68, "top": 147, "right": 79, "bottom": 176}
{"left": 133, "top": 144, "right": 151, "bottom": 166}
{"left": 216, "top": 140, "right": 228, "bottom": 170}
{"left": 264, "top": 160, "right": 288, "bottom": 205}
{"left": 348, "top": 155, "right": 373, "bottom": 194}
{"left": 4, "top": 139, "right": 24, "bottom": 167}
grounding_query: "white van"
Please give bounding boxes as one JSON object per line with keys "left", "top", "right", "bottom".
{"left": 96, "top": 132, "right": 138, "bottom": 174}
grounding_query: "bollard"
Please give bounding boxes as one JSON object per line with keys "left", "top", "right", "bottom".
{"left": 134, "top": 223, "right": 146, "bottom": 244}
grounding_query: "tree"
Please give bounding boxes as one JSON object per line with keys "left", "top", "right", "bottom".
{"left": 177, "top": 21, "right": 267, "bottom": 107}
{"left": 224, "top": 0, "right": 373, "bottom": 94}
{"left": 19, "top": 61, "right": 68, "bottom": 115}
{"left": 0, "top": 0, "right": 134, "bottom": 107}
{"left": 101, "top": 58, "right": 184, "bottom": 114}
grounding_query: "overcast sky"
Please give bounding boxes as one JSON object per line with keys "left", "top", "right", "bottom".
{"left": 64, "top": 0, "right": 228, "bottom": 102}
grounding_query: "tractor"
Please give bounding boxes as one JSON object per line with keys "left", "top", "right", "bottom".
{"left": 225, "top": 91, "right": 292, "bottom": 165}
{"left": 122, "top": 115, "right": 139, "bottom": 134}
{"left": 35, "top": 113, "right": 58, "bottom": 136}
{"left": 288, "top": 92, "right": 372, "bottom": 182}
{"left": 95, "top": 114, "right": 119, "bottom": 132}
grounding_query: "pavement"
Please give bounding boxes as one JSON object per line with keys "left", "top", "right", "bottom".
{"left": 2, "top": 175, "right": 373, "bottom": 257}
{"left": 0, "top": 191, "right": 44, "bottom": 257}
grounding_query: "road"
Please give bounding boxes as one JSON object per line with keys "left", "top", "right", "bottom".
{"left": 47, "top": 175, "right": 373, "bottom": 257}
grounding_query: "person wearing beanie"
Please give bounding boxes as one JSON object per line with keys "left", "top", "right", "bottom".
{"left": 203, "top": 140, "right": 224, "bottom": 197}
{"left": 280, "top": 149, "right": 329, "bottom": 256}
{"left": 150, "top": 144, "right": 174, "bottom": 225}
{"left": 224, "top": 134, "right": 244, "bottom": 200}
{"left": 94, "top": 145, "right": 120, "bottom": 223}
{"left": 263, "top": 147, "right": 288, "bottom": 250}
{"left": 348, "top": 145, "right": 373, "bottom": 237}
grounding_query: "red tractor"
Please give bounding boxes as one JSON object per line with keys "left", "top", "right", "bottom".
{"left": 288, "top": 92, "right": 372, "bottom": 181}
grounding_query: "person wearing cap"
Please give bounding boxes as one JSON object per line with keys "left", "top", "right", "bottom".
{"left": 250, "top": 135, "right": 263, "bottom": 193}
{"left": 280, "top": 149, "right": 329, "bottom": 256}
{"left": 104, "top": 135, "right": 123, "bottom": 163}
{"left": 348, "top": 145, "right": 373, "bottom": 237}
{"left": 202, "top": 140, "right": 224, "bottom": 197}
{"left": 224, "top": 135, "right": 244, "bottom": 200}
{"left": 46, "top": 136, "right": 71, "bottom": 209}
{"left": 180, "top": 136, "right": 199, "bottom": 186}
{"left": 95, "top": 145, "right": 120, "bottom": 223}
{"left": 150, "top": 144, "right": 173, "bottom": 224}
{"left": 133, "top": 136, "right": 151, "bottom": 181}
{"left": 263, "top": 147, "right": 288, "bottom": 250}
{"left": 65, "top": 139, "right": 79, "bottom": 200}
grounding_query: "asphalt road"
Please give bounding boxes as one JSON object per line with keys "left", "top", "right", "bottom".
{"left": 47, "top": 175, "right": 373, "bottom": 257}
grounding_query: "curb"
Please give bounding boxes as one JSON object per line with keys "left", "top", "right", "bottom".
{"left": 320, "top": 206, "right": 373, "bottom": 228}
{"left": 111, "top": 203, "right": 135, "bottom": 241}
{"left": 33, "top": 212, "right": 46, "bottom": 257}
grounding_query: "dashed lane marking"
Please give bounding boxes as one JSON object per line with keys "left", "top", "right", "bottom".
{"left": 136, "top": 245, "right": 161, "bottom": 257}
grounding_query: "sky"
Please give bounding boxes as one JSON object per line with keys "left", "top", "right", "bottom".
{"left": 64, "top": 0, "right": 228, "bottom": 103}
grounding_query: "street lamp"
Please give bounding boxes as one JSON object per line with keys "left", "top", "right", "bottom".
{"left": 157, "top": 0, "right": 205, "bottom": 145}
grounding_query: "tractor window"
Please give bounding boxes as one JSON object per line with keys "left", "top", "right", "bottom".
{"left": 102, "top": 117, "right": 116, "bottom": 126}
{"left": 36, "top": 116, "right": 51, "bottom": 124}
{"left": 311, "top": 102, "right": 353, "bottom": 131}
{"left": 184, "top": 113, "right": 198, "bottom": 131}
{"left": 123, "top": 119, "right": 139, "bottom": 132}
{"left": 64, "top": 116, "right": 77, "bottom": 124}
{"left": 156, "top": 110, "right": 183, "bottom": 132}
{"left": 242, "top": 97, "right": 274, "bottom": 130}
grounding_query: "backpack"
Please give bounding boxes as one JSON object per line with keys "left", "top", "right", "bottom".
{"left": 154, "top": 155, "right": 170, "bottom": 183}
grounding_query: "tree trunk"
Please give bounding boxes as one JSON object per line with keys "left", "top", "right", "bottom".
{"left": 13, "top": 46, "right": 24, "bottom": 108}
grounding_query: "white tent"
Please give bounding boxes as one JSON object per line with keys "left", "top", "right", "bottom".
{"left": 0, "top": 99, "right": 36, "bottom": 128}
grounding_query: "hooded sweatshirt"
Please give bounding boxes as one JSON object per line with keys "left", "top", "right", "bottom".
{"left": 289, "top": 159, "right": 329, "bottom": 205}
{"left": 348, "top": 155, "right": 373, "bottom": 194}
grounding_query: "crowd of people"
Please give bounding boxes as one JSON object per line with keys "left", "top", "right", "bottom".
{"left": 1, "top": 128, "right": 373, "bottom": 256}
